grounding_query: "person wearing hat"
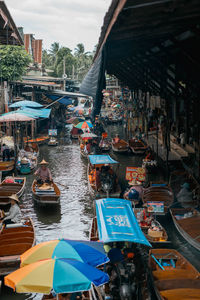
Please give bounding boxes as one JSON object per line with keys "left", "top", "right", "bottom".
{"left": 0, "top": 194, "right": 22, "bottom": 225}
{"left": 34, "top": 159, "right": 52, "bottom": 185}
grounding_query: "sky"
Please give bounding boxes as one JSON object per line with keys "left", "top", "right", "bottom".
{"left": 6, "top": 0, "right": 111, "bottom": 52}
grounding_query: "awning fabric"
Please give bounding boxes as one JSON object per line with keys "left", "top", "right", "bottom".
{"left": 88, "top": 155, "right": 118, "bottom": 165}
{"left": 80, "top": 47, "right": 106, "bottom": 118}
{"left": 20, "top": 108, "right": 51, "bottom": 118}
{"left": 45, "top": 94, "right": 74, "bottom": 106}
{"left": 96, "top": 198, "right": 151, "bottom": 246}
{"left": 9, "top": 100, "right": 43, "bottom": 108}
{"left": 1, "top": 110, "right": 38, "bottom": 119}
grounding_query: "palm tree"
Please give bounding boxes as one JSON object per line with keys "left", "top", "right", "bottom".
{"left": 49, "top": 42, "right": 60, "bottom": 64}
{"left": 74, "top": 43, "right": 85, "bottom": 57}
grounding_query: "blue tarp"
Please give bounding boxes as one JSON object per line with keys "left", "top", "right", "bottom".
{"left": 45, "top": 94, "right": 74, "bottom": 106}
{"left": 96, "top": 198, "right": 151, "bottom": 247}
{"left": 20, "top": 108, "right": 51, "bottom": 118}
{"left": 89, "top": 155, "right": 118, "bottom": 165}
{"left": 9, "top": 100, "right": 43, "bottom": 108}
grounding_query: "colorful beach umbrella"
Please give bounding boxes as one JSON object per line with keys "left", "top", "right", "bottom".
{"left": 5, "top": 258, "right": 109, "bottom": 294}
{"left": 20, "top": 239, "right": 109, "bottom": 267}
{"left": 75, "top": 121, "right": 93, "bottom": 130}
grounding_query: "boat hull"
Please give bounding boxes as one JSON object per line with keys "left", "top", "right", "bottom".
{"left": 0, "top": 177, "right": 26, "bottom": 206}
{"left": 170, "top": 208, "right": 200, "bottom": 251}
{"left": 32, "top": 180, "right": 60, "bottom": 205}
{"left": 0, "top": 217, "right": 35, "bottom": 276}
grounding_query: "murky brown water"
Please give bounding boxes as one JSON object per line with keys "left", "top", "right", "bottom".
{"left": 1, "top": 124, "right": 200, "bottom": 300}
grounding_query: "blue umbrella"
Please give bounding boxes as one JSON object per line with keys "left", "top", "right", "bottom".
{"left": 21, "top": 239, "right": 110, "bottom": 267}
{"left": 9, "top": 100, "right": 43, "bottom": 108}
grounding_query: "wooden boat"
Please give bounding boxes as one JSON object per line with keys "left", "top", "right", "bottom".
{"left": 143, "top": 185, "right": 174, "bottom": 214}
{"left": 24, "top": 135, "right": 49, "bottom": 145}
{"left": 149, "top": 249, "right": 200, "bottom": 300}
{"left": 129, "top": 138, "right": 147, "bottom": 154}
{"left": 16, "top": 150, "right": 37, "bottom": 175}
{"left": 0, "top": 177, "right": 26, "bottom": 206}
{"left": 134, "top": 208, "right": 169, "bottom": 244}
{"left": 48, "top": 137, "right": 58, "bottom": 146}
{"left": 32, "top": 180, "right": 60, "bottom": 205}
{"left": 111, "top": 139, "right": 129, "bottom": 153}
{"left": 170, "top": 208, "right": 200, "bottom": 251}
{"left": 88, "top": 157, "right": 121, "bottom": 199}
{"left": 24, "top": 142, "right": 39, "bottom": 156}
{"left": 0, "top": 160, "right": 15, "bottom": 173}
{"left": 90, "top": 216, "right": 98, "bottom": 242}
{"left": 0, "top": 217, "right": 35, "bottom": 276}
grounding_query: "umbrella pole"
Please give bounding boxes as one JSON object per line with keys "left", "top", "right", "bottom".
{"left": 91, "top": 285, "right": 98, "bottom": 300}
{"left": 56, "top": 294, "right": 59, "bottom": 300}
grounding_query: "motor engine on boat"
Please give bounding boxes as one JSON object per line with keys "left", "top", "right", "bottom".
{"left": 101, "top": 176, "right": 113, "bottom": 193}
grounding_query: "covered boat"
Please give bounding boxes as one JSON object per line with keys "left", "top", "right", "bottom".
{"left": 0, "top": 217, "right": 35, "bottom": 276}
{"left": 91, "top": 198, "right": 151, "bottom": 246}
{"left": 112, "top": 139, "right": 129, "bottom": 153}
{"left": 142, "top": 183, "right": 174, "bottom": 214}
{"left": 88, "top": 155, "right": 121, "bottom": 198}
{"left": 0, "top": 177, "right": 26, "bottom": 206}
{"left": 129, "top": 138, "right": 147, "bottom": 154}
{"left": 170, "top": 208, "right": 200, "bottom": 251}
{"left": 149, "top": 249, "right": 200, "bottom": 300}
{"left": 32, "top": 180, "right": 60, "bottom": 205}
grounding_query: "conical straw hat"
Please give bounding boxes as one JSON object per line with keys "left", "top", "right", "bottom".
{"left": 39, "top": 159, "right": 48, "bottom": 165}
{"left": 9, "top": 194, "right": 20, "bottom": 202}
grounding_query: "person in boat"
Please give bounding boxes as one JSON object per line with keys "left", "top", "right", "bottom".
{"left": 34, "top": 159, "right": 52, "bottom": 185}
{"left": 124, "top": 180, "right": 143, "bottom": 203}
{"left": 113, "top": 134, "right": 120, "bottom": 144}
{"left": 139, "top": 204, "right": 152, "bottom": 227}
{"left": 0, "top": 194, "right": 22, "bottom": 226}
{"left": 24, "top": 143, "right": 33, "bottom": 152}
{"left": 2, "top": 143, "right": 10, "bottom": 161}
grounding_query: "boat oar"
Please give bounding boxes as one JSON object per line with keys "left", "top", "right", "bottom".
{"left": 151, "top": 254, "right": 165, "bottom": 270}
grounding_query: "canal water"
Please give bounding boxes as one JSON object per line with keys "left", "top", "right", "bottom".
{"left": 1, "top": 124, "right": 200, "bottom": 299}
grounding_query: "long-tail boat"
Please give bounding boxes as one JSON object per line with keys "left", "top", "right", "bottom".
{"left": 170, "top": 208, "right": 200, "bottom": 251}
{"left": 129, "top": 138, "right": 147, "bottom": 154}
{"left": 0, "top": 177, "right": 26, "bottom": 207}
{"left": 0, "top": 217, "right": 35, "bottom": 276}
{"left": 111, "top": 139, "right": 129, "bottom": 153}
{"left": 149, "top": 249, "right": 200, "bottom": 300}
{"left": 32, "top": 180, "right": 60, "bottom": 205}
{"left": 88, "top": 155, "right": 121, "bottom": 198}
{"left": 142, "top": 183, "right": 174, "bottom": 214}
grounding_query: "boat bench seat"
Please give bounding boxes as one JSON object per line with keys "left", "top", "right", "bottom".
{"left": 6, "top": 223, "right": 24, "bottom": 228}
{"left": 153, "top": 269, "right": 199, "bottom": 280}
{"left": 0, "top": 255, "right": 20, "bottom": 262}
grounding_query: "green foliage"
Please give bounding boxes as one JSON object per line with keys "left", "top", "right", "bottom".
{"left": 0, "top": 45, "right": 31, "bottom": 81}
{"left": 42, "top": 42, "right": 94, "bottom": 82}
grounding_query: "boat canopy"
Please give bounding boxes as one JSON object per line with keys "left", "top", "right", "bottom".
{"left": 20, "top": 108, "right": 51, "bottom": 119}
{"left": 95, "top": 198, "right": 151, "bottom": 247}
{"left": 45, "top": 94, "right": 74, "bottom": 106}
{"left": 89, "top": 155, "right": 118, "bottom": 165}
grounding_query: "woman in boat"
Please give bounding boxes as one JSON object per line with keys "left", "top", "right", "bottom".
{"left": 113, "top": 134, "right": 120, "bottom": 144}
{"left": 0, "top": 194, "right": 22, "bottom": 226}
{"left": 34, "top": 159, "right": 52, "bottom": 184}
